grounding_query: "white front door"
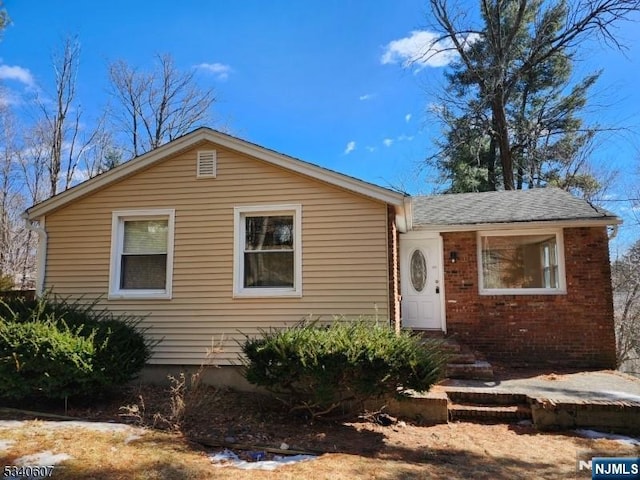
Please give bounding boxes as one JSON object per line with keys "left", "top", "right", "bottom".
{"left": 400, "top": 237, "right": 444, "bottom": 330}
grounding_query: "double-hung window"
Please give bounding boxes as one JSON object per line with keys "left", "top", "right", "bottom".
{"left": 478, "top": 229, "right": 566, "bottom": 295}
{"left": 234, "top": 205, "right": 302, "bottom": 297}
{"left": 109, "top": 209, "right": 175, "bottom": 299}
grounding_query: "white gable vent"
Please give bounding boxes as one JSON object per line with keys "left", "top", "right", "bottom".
{"left": 197, "top": 150, "right": 217, "bottom": 178}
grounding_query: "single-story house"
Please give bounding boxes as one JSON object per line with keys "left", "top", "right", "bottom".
{"left": 24, "top": 128, "right": 620, "bottom": 375}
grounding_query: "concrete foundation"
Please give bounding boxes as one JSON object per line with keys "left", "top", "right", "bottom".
{"left": 531, "top": 400, "right": 640, "bottom": 435}
{"left": 137, "top": 365, "right": 259, "bottom": 392}
{"left": 366, "top": 391, "right": 449, "bottom": 424}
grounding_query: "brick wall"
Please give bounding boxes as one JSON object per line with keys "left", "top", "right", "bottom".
{"left": 442, "top": 227, "right": 617, "bottom": 368}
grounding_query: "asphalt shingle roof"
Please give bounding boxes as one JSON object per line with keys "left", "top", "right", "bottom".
{"left": 412, "top": 188, "right": 619, "bottom": 227}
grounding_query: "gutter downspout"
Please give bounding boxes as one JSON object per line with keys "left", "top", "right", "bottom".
{"left": 21, "top": 213, "right": 47, "bottom": 297}
{"left": 395, "top": 196, "right": 412, "bottom": 233}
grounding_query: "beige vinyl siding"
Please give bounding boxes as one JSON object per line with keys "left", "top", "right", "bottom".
{"left": 44, "top": 142, "right": 390, "bottom": 364}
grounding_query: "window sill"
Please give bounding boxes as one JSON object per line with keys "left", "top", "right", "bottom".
{"left": 108, "top": 290, "right": 172, "bottom": 300}
{"left": 479, "top": 289, "right": 567, "bottom": 296}
{"left": 233, "top": 288, "right": 302, "bottom": 299}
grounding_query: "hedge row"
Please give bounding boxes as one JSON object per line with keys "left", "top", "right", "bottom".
{"left": 0, "top": 296, "right": 154, "bottom": 399}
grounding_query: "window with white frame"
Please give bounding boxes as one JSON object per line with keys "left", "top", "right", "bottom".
{"left": 478, "top": 230, "right": 566, "bottom": 295}
{"left": 234, "top": 205, "right": 302, "bottom": 297}
{"left": 109, "top": 209, "right": 175, "bottom": 299}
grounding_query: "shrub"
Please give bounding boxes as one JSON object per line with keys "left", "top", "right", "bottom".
{"left": 242, "top": 319, "right": 448, "bottom": 418}
{"left": 0, "top": 295, "right": 155, "bottom": 399}
{"left": 0, "top": 318, "right": 95, "bottom": 399}
{"left": 0, "top": 272, "right": 14, "bottom": 291}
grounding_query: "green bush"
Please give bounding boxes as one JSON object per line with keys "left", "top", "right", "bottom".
{"left": 242, "top": 319, "right": 448, "bottom": 418}
{"left": 0, "top": 318, "right": 95, "bottom": 399}
{"left": 0, "top": 295, "right": 155, "bottom": 399}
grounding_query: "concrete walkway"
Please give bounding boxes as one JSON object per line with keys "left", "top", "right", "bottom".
{"left": 436, "top": 370, "right": 640, "bottom": 404}
{"left": 432, "top": 370, "right": 640, "bottom": 433}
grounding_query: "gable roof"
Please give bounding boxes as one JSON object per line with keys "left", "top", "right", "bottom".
{"left": 25, "top": 128, "right": 406, "bottom": 219}
{"left": 411, "top": 188, "right": 620, "bottom": 229}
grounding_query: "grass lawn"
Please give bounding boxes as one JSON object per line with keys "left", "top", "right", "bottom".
{"left": 1, "top": 385, "right": 638, "bottom": 479}
{"left": 2, "top": 417, "right": 639, "bottom": 479}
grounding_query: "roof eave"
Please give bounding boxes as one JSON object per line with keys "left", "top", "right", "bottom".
{"left": 410, "top": 217, "right": 622, "bottom": 232}
{"left": 207, "top": 131, "right": 406, "bottom": 206}
{"left": 26, "top": 129, "right": 405, "bottom": 220}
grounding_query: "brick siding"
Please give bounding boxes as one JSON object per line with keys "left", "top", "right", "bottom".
{"left": 442, "top": 227, "right": 617, "bottom": 368}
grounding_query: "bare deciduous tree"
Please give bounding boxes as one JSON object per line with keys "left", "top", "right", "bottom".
{"left": 612, "top": 240, "right": 640, "bottom": 373}
{"left": 37, "top": 37, "right": 79, "bottom": 196}
{"left": 108, "top": 53, "right": 216, "bottom": 157}
{"left": 35, "top": 37, "right": 116, "bottom": 196}
{"left": 0, "top": 104, "right": 34, "bottom": 288}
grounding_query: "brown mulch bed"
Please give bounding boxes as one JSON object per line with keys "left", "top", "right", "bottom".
{"left": 1, "top": 384, "right": 395, "bottom": 456}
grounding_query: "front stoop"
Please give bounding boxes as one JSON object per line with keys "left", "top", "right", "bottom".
{"left": 446, "top": 391, "right": 532, "bottom": 424}
{"left": 446, "top": 361, "right": 494, "bottom": 381}
{"left": 424, "top": 335, "right": 494, "bottom": 381}
{"left": 449, "top": 403, "right": 532, "bottom": 422}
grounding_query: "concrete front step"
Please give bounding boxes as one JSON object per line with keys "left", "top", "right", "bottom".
{"left": 448, "top": 352, "right": 477, "bottom": 364}
{"left": 446, "top": 390, "right": 529, "bottom": 406}
{"left": 446, "top": 361, "right": 494, "bottom": 380}
{"left": 449, "top": 403, "right": 532, "bottom": 422}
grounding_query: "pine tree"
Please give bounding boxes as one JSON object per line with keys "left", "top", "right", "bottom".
{"left": 429, "top": 0, "right": 640, "bottom": 194}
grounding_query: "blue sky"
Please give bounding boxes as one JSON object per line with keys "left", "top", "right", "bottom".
{"left": 1, "top": 1, "right": 639, "bottom": 250}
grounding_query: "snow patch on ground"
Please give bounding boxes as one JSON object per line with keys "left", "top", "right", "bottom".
{"left": 0, "top": 439, "right": 14, "bottom": 452}
{"left": 5, "top": 452, "right": 72, "bottom": 479}
{"left": 0, "top": 421, "right": 26, "bottom": 429}
{"left": 13, "top": 451, "right": 72, "bottom": 466}
{"left": 124, "top": 434, "right": 144, "bottom": 444}
{"left": 575, "top": 429, "right": 640, "bottom": 446}
{"left": 209, "top": 449, "right": 317, "bottom": 471}
{"left": 0, "top": 420, "right": 142, "bottom": 433}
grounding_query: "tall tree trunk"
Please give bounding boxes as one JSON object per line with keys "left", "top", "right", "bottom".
{"left": 492, "top": 93, "right": 515, "bottom": 190}
{"left": 517, "top": 164, "right": 524, "bottom": 190}
{"left": 487, "top": 127, "right": 497, "bottom": 191}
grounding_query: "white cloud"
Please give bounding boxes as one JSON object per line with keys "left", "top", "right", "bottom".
{"left": 0, "top": 88, "right": 21, "bottom": 107}
{"left": 397, "top": 134, "right": 414, "bottom": 142}
{"left": 366, "top": 146, "right": 376, "bottom": 152}
{"left": 0, "top": 64, "right": 35, "bottom": 87}
{"left": 405, "top": 113, "right": 412, "bottom": 123}
{"left": 359, "top": 93, "right": 376, "bottom": 101}
{"left": 381, "top": 30, "right": 478, "bottom": 70}
{"left": 197, "top": 62, "right": 233, "bottom": 81}
{"left": 344, "top": 141, "right": 356, "bottom": 155}
{"left": 383, "top": 138, "right": 393, "bottom": 147}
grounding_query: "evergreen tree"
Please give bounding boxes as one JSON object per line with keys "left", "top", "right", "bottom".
{"left": 429, "top": 0, "right": 640, "bottom": 194}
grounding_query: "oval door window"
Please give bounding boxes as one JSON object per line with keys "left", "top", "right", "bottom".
{"left": 410, "top": 249, "right": 427, "bottom": 292}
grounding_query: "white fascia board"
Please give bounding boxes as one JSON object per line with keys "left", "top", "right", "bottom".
{"left": 25, "top": 131, "right": 208, "bottom": 219}
{"left": 26, "top": 129, "right": 405, "bottom": 219}
{"left": 207, "top": 132, "right": 406, "bottom": 206}
{"left": 411, "top": 218, "right": 620, "bottom": 232}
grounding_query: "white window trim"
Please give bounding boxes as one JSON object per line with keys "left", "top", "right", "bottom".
{"left": 109, "top": 209, "right": 175, "bottom": 300}
{"left": 233, "top": 204, "right": 302, "bottom": 298}
{"left": 477, "top": 228, "right": 567, "bottom": 296}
